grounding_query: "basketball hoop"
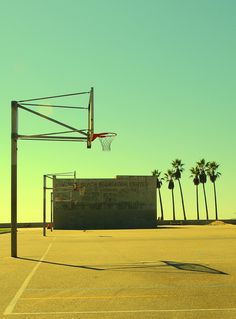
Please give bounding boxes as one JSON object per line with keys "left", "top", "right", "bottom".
{"left": 92, "top": 132, "right": 117, "bottom": 151}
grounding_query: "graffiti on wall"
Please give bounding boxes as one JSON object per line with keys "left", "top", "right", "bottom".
{"left": 54, "top": 176, "right": 156, "bottom": 211}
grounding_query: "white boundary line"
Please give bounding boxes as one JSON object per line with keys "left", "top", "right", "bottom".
{"left": 8, "top": 308, "right": 236, "bottom": 315}
{"left": 4, "top": 238, "right": 56, "bottom": 316}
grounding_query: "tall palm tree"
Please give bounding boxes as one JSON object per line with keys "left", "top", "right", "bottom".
{"left": 190, "top": 166, "right": 200, "bottom": 220}
{"left": 207, "top": 161, "right": 221, "bottom": 220}
{"left": 172, "top": 159, "right": 186, "bottom": 220}
{"left": 152, "top": 169, "right": 164, "bottom": 220}
{"left": 197, "top": 159, "right": 209, "bottom": 220}
{"left": 164, "top": 169, "right": 176, "bottom": 221}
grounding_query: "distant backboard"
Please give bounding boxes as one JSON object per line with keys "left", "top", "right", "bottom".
{"left": 87, "top": 87, "right": 94, "bottom": 148}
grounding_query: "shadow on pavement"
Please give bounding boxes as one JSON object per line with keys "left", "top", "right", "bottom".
{"left": 18, "top": 257, "right": 228, "bottom": 275}
{"left": 18, "top": 257, "right": 167, "bottom": 272}
{"left": 18, "top": 257, "right": 104, "bottom": 270}
{"left": 162, "top": 260, "right": 228, "bottom": 275}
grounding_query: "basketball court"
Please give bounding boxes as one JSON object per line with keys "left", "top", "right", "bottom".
{"left": 7, "top": 88, "right": 236, "bottom": 318}
{"left": 1, "top": 224, "right": 236, "bottom": 318}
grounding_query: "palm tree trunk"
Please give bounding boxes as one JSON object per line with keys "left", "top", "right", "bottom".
{"left": 202, "top": 183, "right": 209, "bottom": 220}
{"left": 158, "top": 188, "right": 164, "bottom": 220}
{"left": 196, "top": 185, "right": 199, "bottom": 220}
{"left": 171, "top": 189, "right": 175, "bottom": 221}
{"left": 178, "top": 179, "right": 186, "bottom": 220}
{"left": 213, "top": 182, "right": 218, "bottom": 220}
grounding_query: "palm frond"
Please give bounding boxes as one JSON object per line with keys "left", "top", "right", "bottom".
{"left": 152, "top": 169, "right": 161, "bottom": 177}
{"left": 172, "top": 159, "right": 185, "bottom": 181}
{"left": 206, "top": 161, "right": 221, "bottom": 180}
{"left": 190, "top": 166, "right": 199, "bottom": 175}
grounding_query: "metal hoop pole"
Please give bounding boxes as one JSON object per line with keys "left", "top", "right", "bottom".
{"left": 50, "top": 192, "right": 53, "bottom": 232}
{"left": 43, "top": 175, "right": 46, "bottom": 236}
{"left": 53, "top": 175, "right": 56, "bottom": 229}
{"left": 11, "top": 101, "right": 18, "bottom": 257}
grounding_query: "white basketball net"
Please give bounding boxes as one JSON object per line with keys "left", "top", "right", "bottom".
{"left": 98, "top": 133, "right": 116, "bottom": 151}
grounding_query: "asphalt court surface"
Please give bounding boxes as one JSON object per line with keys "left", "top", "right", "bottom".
{"left": 1, "top": 225, "right": 236, "bottom": 318}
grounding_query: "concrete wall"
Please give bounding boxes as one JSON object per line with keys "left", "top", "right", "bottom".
{"left": 53, "top": 175, "right": 157, "bottom": 229}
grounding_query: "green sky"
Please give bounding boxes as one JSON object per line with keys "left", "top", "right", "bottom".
{"left": 1, "top": 0, "right": 236, "bottom": 222}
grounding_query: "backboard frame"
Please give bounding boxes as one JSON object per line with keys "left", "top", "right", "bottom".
{"left": 87, "top": 87, "right": 94, "bottom": 148}
{"left": 11, "top": 88, "right": 93, "bottom": 257}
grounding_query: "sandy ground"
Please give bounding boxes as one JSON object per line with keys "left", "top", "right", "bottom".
{"left": 0, "top": 224, "right": 236, "bottom": 319}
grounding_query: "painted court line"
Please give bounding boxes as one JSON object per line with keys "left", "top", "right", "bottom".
{"left": 21, "top": 294, "right": 170, "bottom": 300}
{"left": 8, "top": 308, "right": 236, "bottom": 316}
{"left": 3, "top": 238, "right": 56, "bottom": 316}
{"left": 25, "top": 285, "right": 171, "bottom": 291}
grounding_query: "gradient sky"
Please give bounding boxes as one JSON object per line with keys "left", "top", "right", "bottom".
{"left": 1, "top": 0, "right": 236, "bottom": 222}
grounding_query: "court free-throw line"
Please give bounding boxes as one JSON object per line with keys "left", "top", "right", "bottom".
{"left": 3, "top": 238, "right": 56, "bottom": 316}
{"left": 9, "top": 308, "right": 236, "bottom": 316}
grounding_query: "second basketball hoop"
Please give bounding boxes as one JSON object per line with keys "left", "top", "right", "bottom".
{"left": 92, "top": 132, "right": 117, "bottom": 151}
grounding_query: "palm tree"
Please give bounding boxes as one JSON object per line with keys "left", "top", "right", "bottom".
{"left": 207, "top": 161, "right": 221, "bottom": 220}
{"left": 172, "top": 159, "right": 186, "bottom": 220}
{"left": 152, "top": 169, "right": 164, "bottom": 220}
{"left": 190, "top": 166, "right": 200, "bottom": 220}
{"left": 197, "top": 159, "right": 209, "bottom": 220}
{"left": 164, "top": 169, "right": 176, "bottom": 221}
